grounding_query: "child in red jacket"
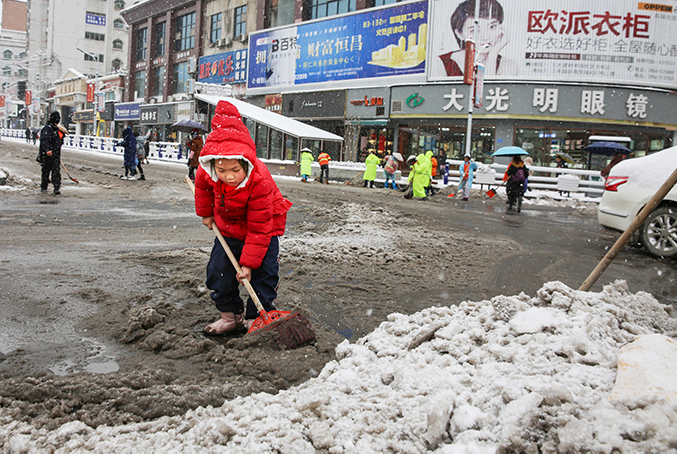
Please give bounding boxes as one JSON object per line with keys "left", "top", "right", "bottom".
{"left": 194, "top": 100, "right": 293, "bottom": 336}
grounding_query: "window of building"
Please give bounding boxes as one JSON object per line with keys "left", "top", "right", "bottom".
{"left": 85, "top": 31, "right": 106, "bottom": 41}
{"left": 114, "top": 0, "right": 125, "bottom": 10}
{"left": 210, "top": 13, "right": 222, "bottom": 43}
{"left": 3, "top": 50, "right": 12, "bottom": 59}
{"left": 113, "top": 18, "right": 125, "bottom": 29}
{"left": 18, "top": 52, "right": 27, "bottom": 59}
{"left": 83, "top": 52, "right": 104, "bottom": 62}
{"left": 135, "top": 27, "right": 147, "bottom": 62}
{"left": 151, "top": 66, "right": 164, "bottom": 97}
{"left": 370, "top": 0, "right": 400, "bottom": 6}
{"left": 3, "top": 66, "right": 11, "bottom": 75}
{"left": 134, "top": 70, "right": 146, "bottom": 99}
{"left": 112, "top": 59, "right": 122, "bottom": 71}
{"left": 234, "top": 6, "right": 246, "bottom": 37}
{"left": 175, "top": 12, "right": 196, "bottom": 52}
{"left": 113, "top": 39, "right": 123, "bottom": 50}
{"left": 154, "top": 22, "right": 166, "bottom": 57}
{"left": 305, "top": 0, "right": 355, "bottom": 19}
{"left": 17, "top": 68, "right": 27, "bottom": 77}
{"left": 255, "top": 124, "right": 269, "bottom": 159}
{"left": 172, "top": 61, "right": 190, "bottom": 94}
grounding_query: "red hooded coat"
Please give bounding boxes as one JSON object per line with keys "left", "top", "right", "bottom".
{"left": 194, "top": 100, "right": 293, "bottom": 269}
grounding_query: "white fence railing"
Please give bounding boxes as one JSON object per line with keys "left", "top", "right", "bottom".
{"left": 3, "top": 128, "right": 186, "bottom": 164}
{"left": 3, "top": 129, "right": 604, "bottom": 196}
{"left": 441, "top": 159, "right": 604, "bottom": 196}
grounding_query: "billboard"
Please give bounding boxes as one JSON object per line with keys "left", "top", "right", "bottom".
{"left": 198, "top": 50, "right": 248, "bottom": 85}
{"left": 248, "top": 1, "right": 428, "bottom": 89}
{"left": 427, "top": 0, "right": 677, "bottom": 89}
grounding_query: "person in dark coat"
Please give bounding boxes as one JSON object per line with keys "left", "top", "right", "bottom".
{"left": 118, "top": 126, "right": 138, "bottom": 180}
{"left": 25, "top": 126, "right": 31, "bottom": 143}
{"left": 37, "top": 111, "right": 64, "bottom": 194}
{"left": 503, "top": 155, "right": 529, "bottom": 213}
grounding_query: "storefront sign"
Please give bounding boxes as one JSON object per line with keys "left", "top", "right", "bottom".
{"left": 248, "top": 1, "right": 428, "bottom": 89}
{"left": 350, "top": 96, "right": 384, "bottom": 106}
{"left": 390, "top": 83, "right": 677, "bottom": 127}
{"left": 199, "top": 50, "right": 248, "bottom": 85}
{"left": 140, "top": 106, "right": 159, "bottom": 124}
{"left": 115, "top": 103, "right": 141, "bottom": 121}
{"left": 86, "top": 84, "right": 95, "bottom": 103}
{"left": 100, "top": 102, "right": 114, "bottom": 121}
{"left": 427, "top": 0, "right": 677, "bottom": 90}
{"left": 73, "top": 110, "right": 93, "bottom": 122}
{"left": 265, "top": 94, "right": 282, "bottom": 113}
{"left": 85, "top": 13, "right": 105, "bottom": 26}
{"left": 282, "top": 91, "right": 345, "bottom": 118}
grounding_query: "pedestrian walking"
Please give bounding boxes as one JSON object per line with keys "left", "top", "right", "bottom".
{"left": 504, "top": 155, "right": 529, "bottom": 213}
{"left": 317, "top": 150, "right": 331, "bottom": 184}
{"left": 406, "top": 154, "right": 429, "bottom": 199}
{"left": 363, "top": 150, "right": 380, "bottom": 188}
{"left": 118, "top": 127, "right": 137, "bottom": 180}
{"left": 25, "top": 126, "right": 31, "bottom": 143}
{"left": 135, "top": 130, "right": 148, "bottom": 180}
{"left": 299, "top": 147, "right": 313, "bottom": 182}
{"left": 187, "top": 130, "right": 204, "bottom": 180}
{"left": 37, "top": 112, "right": 65, "bottom": 195}
{"left": 194, "top": 100, "right": 293, "bottom": 336}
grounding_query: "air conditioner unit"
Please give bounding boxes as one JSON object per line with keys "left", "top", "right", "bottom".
{"left": 209, "top": 41, "right": 216, "bottom": 47}
{"left": 166, "top": 95, "right": 173, "bottom": 102}
{"left": 221, "top": 37, "right": 232, "bottom": 48}
{"left": 238, "top": 34, "right": 248, "bottom": 44}
{"left": 148, "top": 97, "right": 156, "bottom": 104}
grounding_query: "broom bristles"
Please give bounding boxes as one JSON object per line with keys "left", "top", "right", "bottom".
{"left": 251, "top": 311, "right": 316, "bottom": 350}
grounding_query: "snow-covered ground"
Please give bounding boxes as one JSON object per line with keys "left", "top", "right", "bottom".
{"left": 3, "top": 280, "right": 677, "bottom": 452}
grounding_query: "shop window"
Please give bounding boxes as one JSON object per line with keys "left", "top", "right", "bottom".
{"left": 270, "top": 129, "right": 283, "bottom": 160}
{"left": 324, "top": 141, "right": 341, "bottom": 161}
{"left": 243, "top": 117, "right": 256, "bottom": 141}
{"left": 285, "top": 135, "right": 298, "bottom": 160}
{"left": 255, "top": 124, "right": 269, "bottom": 159}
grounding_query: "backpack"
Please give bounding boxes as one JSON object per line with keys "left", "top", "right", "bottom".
{"left": 512, "top": 167, "right": 526, "bottom": 184}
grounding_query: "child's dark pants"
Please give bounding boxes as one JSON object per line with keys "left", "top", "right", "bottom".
{"left": 206, "top": 235, "right": 280, "bottom": 320}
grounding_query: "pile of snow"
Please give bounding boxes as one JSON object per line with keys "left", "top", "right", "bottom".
{"left": 3, "top": 280, "right": 677, "bottom": 452}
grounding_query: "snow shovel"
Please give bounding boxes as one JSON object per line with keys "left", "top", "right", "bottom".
{"left": 61, "top": 161, "right": 79, "bottom": 184}
{"left": 486, "top": 181, "right": 505, "bottom": 198}
{"left": 579, "top": 166, "right": 677, "bottom": 292}
{"left": 186, "top": 177, "right": 316, "bottom": 350}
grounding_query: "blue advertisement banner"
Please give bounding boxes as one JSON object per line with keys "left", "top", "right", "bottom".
{"left": 248, "top": 1, "right": 428, "bottom": 89}
{"left": 198, "top": 50, "right": 248, "bottom": 85}
{"left": 115, "top": 103, "right": 140, "bottom": 121}
{"left": 85, "top": 13, "right": 106, "bottom": 26}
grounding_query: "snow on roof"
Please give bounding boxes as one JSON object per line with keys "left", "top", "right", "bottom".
{"left": 195, "top": 94, "right": 343, "bottom": 142}
{"left": 5, "top": 280, "right": 677, "bottom": 452}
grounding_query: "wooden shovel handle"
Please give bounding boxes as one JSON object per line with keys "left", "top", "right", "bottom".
{"left": 185, "top": 177, "right": 266, "bottom": 313}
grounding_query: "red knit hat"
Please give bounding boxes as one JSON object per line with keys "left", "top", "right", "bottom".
{"left": 199, "top": 100, "right": 256, "bottom": 162}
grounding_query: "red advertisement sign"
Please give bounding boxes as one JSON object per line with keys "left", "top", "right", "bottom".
{"left": 86, "top": 83, "right": 95, "bottom": 103}
{"left": 463, "top": 40, "right": 475, "bottom": 86}
{"left": 0, "top": 95, "right": 5, "bottom": 108}
{"left": 25, "top": 90, "right": 32, "bottom": 107}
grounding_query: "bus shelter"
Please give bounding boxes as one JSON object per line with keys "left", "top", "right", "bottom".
{"left": 195, "top": 94, "right": 343, "bottom": 162}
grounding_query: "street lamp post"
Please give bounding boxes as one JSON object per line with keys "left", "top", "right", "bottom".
{"left": 76, "top": 47, "right": 100, "bottom": 136}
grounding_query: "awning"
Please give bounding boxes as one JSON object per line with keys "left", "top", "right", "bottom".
{"left": 194, "top": 94, "right": 343, "bottom": 142}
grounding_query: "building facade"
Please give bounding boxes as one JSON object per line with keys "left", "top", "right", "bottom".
{"left": 0, "top": 0, "right": 28, "bottom": 128}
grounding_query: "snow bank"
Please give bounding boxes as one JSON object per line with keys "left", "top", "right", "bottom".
{"left": 2, "top": 280, "right": 677, "bottom": 453}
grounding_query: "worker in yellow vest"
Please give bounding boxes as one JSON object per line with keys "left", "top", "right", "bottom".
{"left": 318, "top": 151, "right": 331, "bottom": 184}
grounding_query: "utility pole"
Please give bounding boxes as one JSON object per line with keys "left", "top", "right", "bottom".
{"left": 463, "top": 0, "right": 481, "bottom": 158}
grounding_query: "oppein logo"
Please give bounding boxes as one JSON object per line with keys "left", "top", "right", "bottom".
{"left": 638, "top": 3, "right": 673, "bottom": 12}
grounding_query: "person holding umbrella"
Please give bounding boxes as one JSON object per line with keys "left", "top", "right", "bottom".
{"left": 503, "top": 155, "right": 529, "bottom": 213}
{"left": 187, "top": 129, "right": 204, "bottom": 180}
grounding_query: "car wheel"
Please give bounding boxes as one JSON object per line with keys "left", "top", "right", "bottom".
{"left": 640, "top": 207, "right": 677, "bottom": 258}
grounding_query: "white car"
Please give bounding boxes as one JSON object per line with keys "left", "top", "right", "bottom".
{"left": 598, "top": 146, "right": 677, "bottom": 258}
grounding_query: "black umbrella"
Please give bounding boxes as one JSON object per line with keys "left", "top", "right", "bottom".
{"left": 583, "top": 142, "right": 631, "bottom": 156}
{"left": 171, "top": 119, "right": 207, "bottom": 134}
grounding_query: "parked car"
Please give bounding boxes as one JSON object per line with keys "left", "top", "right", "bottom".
{"left": 598, "top": 146, "right": 677, "bottom": 258}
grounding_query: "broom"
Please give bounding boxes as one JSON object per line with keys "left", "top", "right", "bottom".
{"left": 186, "top": 177, "right": 316, "bottom": 350}
{"left": 61, "top": 161, "right": 80, "bottom": 184}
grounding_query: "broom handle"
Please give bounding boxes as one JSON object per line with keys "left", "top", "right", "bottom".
{"left": 185, "top": 177, "right": 266, "bottom": 314}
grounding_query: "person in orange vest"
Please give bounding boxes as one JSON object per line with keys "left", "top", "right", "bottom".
{"left": 318, "top": 150, "right": 331, "bottom": 184}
